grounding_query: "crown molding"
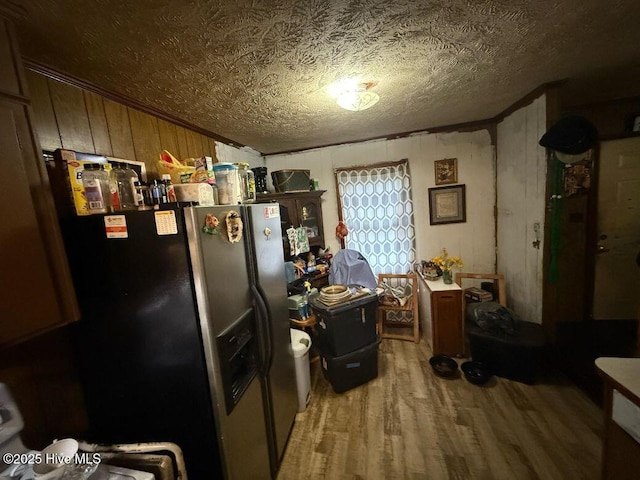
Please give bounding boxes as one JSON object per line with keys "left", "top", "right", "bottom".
{"left": 24, "top": 59, "right": 245, "bottom": 150}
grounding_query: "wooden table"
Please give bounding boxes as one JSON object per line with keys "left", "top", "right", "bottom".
{"left": 595, "top": 357, "right": 640, "bottom": 480}
{"left": 290, "top": 312, "right": 318, "bottom": 330}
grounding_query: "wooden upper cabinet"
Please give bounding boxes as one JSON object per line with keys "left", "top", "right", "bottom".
{"left": 0, "top": 10, "right": 79, "bottom": 348}
{"left": 258, "top": 190, "right": 326, "bottom": 260}
{"left": 0, "top": 14, "right": 22, "bottom": 98}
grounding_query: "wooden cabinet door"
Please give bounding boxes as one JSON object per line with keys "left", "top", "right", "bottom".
{"left": 258, "top": 191, "right": 325, "bottom": 259}
{"left": 296, "top": 196, "right": 324, "bottom": 249}
{"left": 276, "top": 197, "right": 297, "bottom": 257}
{"left": 0, "top": 17, "right": 22, "bottom": 98}
{"left": 0, "top": 99, "right": 79, "bottom": 347}
{"left": 431, "top": 290, "right": 463, "bottom": 356}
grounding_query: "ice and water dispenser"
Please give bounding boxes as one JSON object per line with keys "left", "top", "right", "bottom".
{"left": 216, "top": 311, "right": 259, "bottom": 415}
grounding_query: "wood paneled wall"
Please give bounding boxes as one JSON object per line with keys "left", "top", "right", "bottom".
{"left": 26, "top": 69, "right": 219, "bottom": 178}
{"left": 564, "top": 97, "right": 640, "bottom": 141}
{"left": 2, "top": 70, "right": 225, "bottom": 450}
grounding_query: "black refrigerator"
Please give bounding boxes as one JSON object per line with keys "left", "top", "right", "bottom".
{"left": 61, "top": 204, "right": 298, "bottom": 479}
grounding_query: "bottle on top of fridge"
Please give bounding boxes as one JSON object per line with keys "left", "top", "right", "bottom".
{"left": 234, "top": 162, "right": 256, "bottom": 203}
{"left": 108, "top": 163, "right": 122, "bottom": 211}
{"left": 162, "top": 174, "right": 177, "bottom": 203}
{"left": 149, "top": 179, "right": 166, "bottom": 208}
{"left": 245, "top": 166, "right": 256, "bottom": 203}
{"left": 81, "top": 163, "right": 110, "bottom": 214}
{"left": 111, "top": 162, "right": 137, "bottom": 210}
{"left": 134, "top": 181, "right": 152, "bottom": 210}
{"left": 122, "top": 163, "right": 141, "bottom": 207}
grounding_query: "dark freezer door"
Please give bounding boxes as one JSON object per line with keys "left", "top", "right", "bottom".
{"left": 64, "top": 207, "right": 272, "bottom": 480}
{"left": 61, "top": 209, "right": 220, "bottom": 479}
{"left": 244, "top": 204, "right": 298, "bottom": 470}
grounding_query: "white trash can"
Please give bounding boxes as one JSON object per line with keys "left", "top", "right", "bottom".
{"left": 290, "top": 328, "right": 312, "bottom": 412}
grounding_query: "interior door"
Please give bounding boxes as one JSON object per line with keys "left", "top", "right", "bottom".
{"left": 592, "top": 137, "right": 640, "bottom": 320}
{"left": 298, "top": 197, "right": 324, "bottom": 249}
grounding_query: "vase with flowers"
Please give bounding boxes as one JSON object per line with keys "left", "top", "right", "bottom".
{"left": 429, "top": 248, "right": 463, "bottom": 284}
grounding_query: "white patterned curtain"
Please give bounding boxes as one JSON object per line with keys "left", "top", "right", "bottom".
{"left": 335, "top": 160, "right": 416, "bottom": 275}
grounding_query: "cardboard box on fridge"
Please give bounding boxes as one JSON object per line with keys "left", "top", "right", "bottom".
{"left": 47, "top": 149, "right": 112, "bottom": 217}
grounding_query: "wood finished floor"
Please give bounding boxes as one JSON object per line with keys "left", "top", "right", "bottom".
{"left": 278, "top": 339, "right": 603, "bottom": 480}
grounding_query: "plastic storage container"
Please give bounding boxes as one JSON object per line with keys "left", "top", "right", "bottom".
{"left": 134, "top": 181, "right": 152, "bottom": 210}
{"left": 310, "top": 291, "right": 379, "bottom": 357}
{"left": 212, "top": 163, "right": 239, "bottom": 205}
{"left": 81, "top": 163, "right": 110, "bottom": 214}
{"left": 173, "top": 183, "right": 216, "bottom": 205}
{"left": 290, "top": 329, "right": 312, "bottom": 412}
{"left": 110, "top": 162, "right": 137, "bottom": 210}
{"left": 234, "top": 162, "right": 256, "bottom": 203}
{"left": 320, "top": 337, "right": 381, "bottom": 393}
{"left": 122, "top": 163, "right": 141, "bottom": 207}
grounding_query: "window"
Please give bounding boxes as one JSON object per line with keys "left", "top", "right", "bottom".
{"left": 335, "top": 159, "right": 416, "bottom": 275}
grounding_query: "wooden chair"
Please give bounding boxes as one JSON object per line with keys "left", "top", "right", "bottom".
{"left": 376, "top": 273, "right": 420, "bottom": 343}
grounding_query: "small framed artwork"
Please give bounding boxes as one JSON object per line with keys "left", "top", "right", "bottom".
{"left": 434, "top": 158, "right": 458, "bottom": 185}
{"left": 428, "top": 184, "right": 466, "bottom": 225}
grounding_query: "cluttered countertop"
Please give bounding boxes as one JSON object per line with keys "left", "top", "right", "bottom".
{"left": 417, "top": 273, "right": 462, "bottom": 291}
{"left": 595, "top": 357, "right": 640, "bottom": 404}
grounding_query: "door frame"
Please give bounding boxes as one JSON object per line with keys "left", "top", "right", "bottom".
{"left": 585, "top": 144, "right": 601, "bottom": 321}
{"left": 588, "top": 137, "right": 640, "bottom": 322}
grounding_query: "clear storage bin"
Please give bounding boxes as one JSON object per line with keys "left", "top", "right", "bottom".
{"left": 81, "top": 163, "right": 110, "bottom": 214}
{"left": 212, "top": 163, "right": 240, "bottom": 205}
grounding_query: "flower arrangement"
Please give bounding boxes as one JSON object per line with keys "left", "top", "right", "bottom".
{"left": 430, "top": 248, "right": 463, "bottom": 283}
{"left": 431, "top": 248, "right": 463, "bottom": 284}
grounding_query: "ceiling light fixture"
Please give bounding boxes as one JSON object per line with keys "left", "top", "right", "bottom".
{"left": 327, "top": 78, "right": 380, "bottom": 112}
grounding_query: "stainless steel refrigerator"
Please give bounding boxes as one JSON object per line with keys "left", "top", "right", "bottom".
{"left": 60, "top": 204, "right": 298, "bottom": 479}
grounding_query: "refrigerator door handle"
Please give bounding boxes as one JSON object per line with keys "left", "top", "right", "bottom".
{"left": 251, "top": 283, "right": 273, "bottom": 374}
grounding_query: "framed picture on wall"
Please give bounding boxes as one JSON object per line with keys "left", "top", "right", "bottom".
{"left": 434, "top": 158, "right": 458, "bottom": 185}
{"left": 428, "top": 184, "right": 466, "bottom": 225}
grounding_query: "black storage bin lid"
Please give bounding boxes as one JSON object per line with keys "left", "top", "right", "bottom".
{"left": 310, "top": 291, "right": 378, "bottom": 315}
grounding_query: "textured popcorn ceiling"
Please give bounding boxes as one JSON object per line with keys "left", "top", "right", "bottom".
{"left": 14, "top": 0, "right": 640, "bottom": 154}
